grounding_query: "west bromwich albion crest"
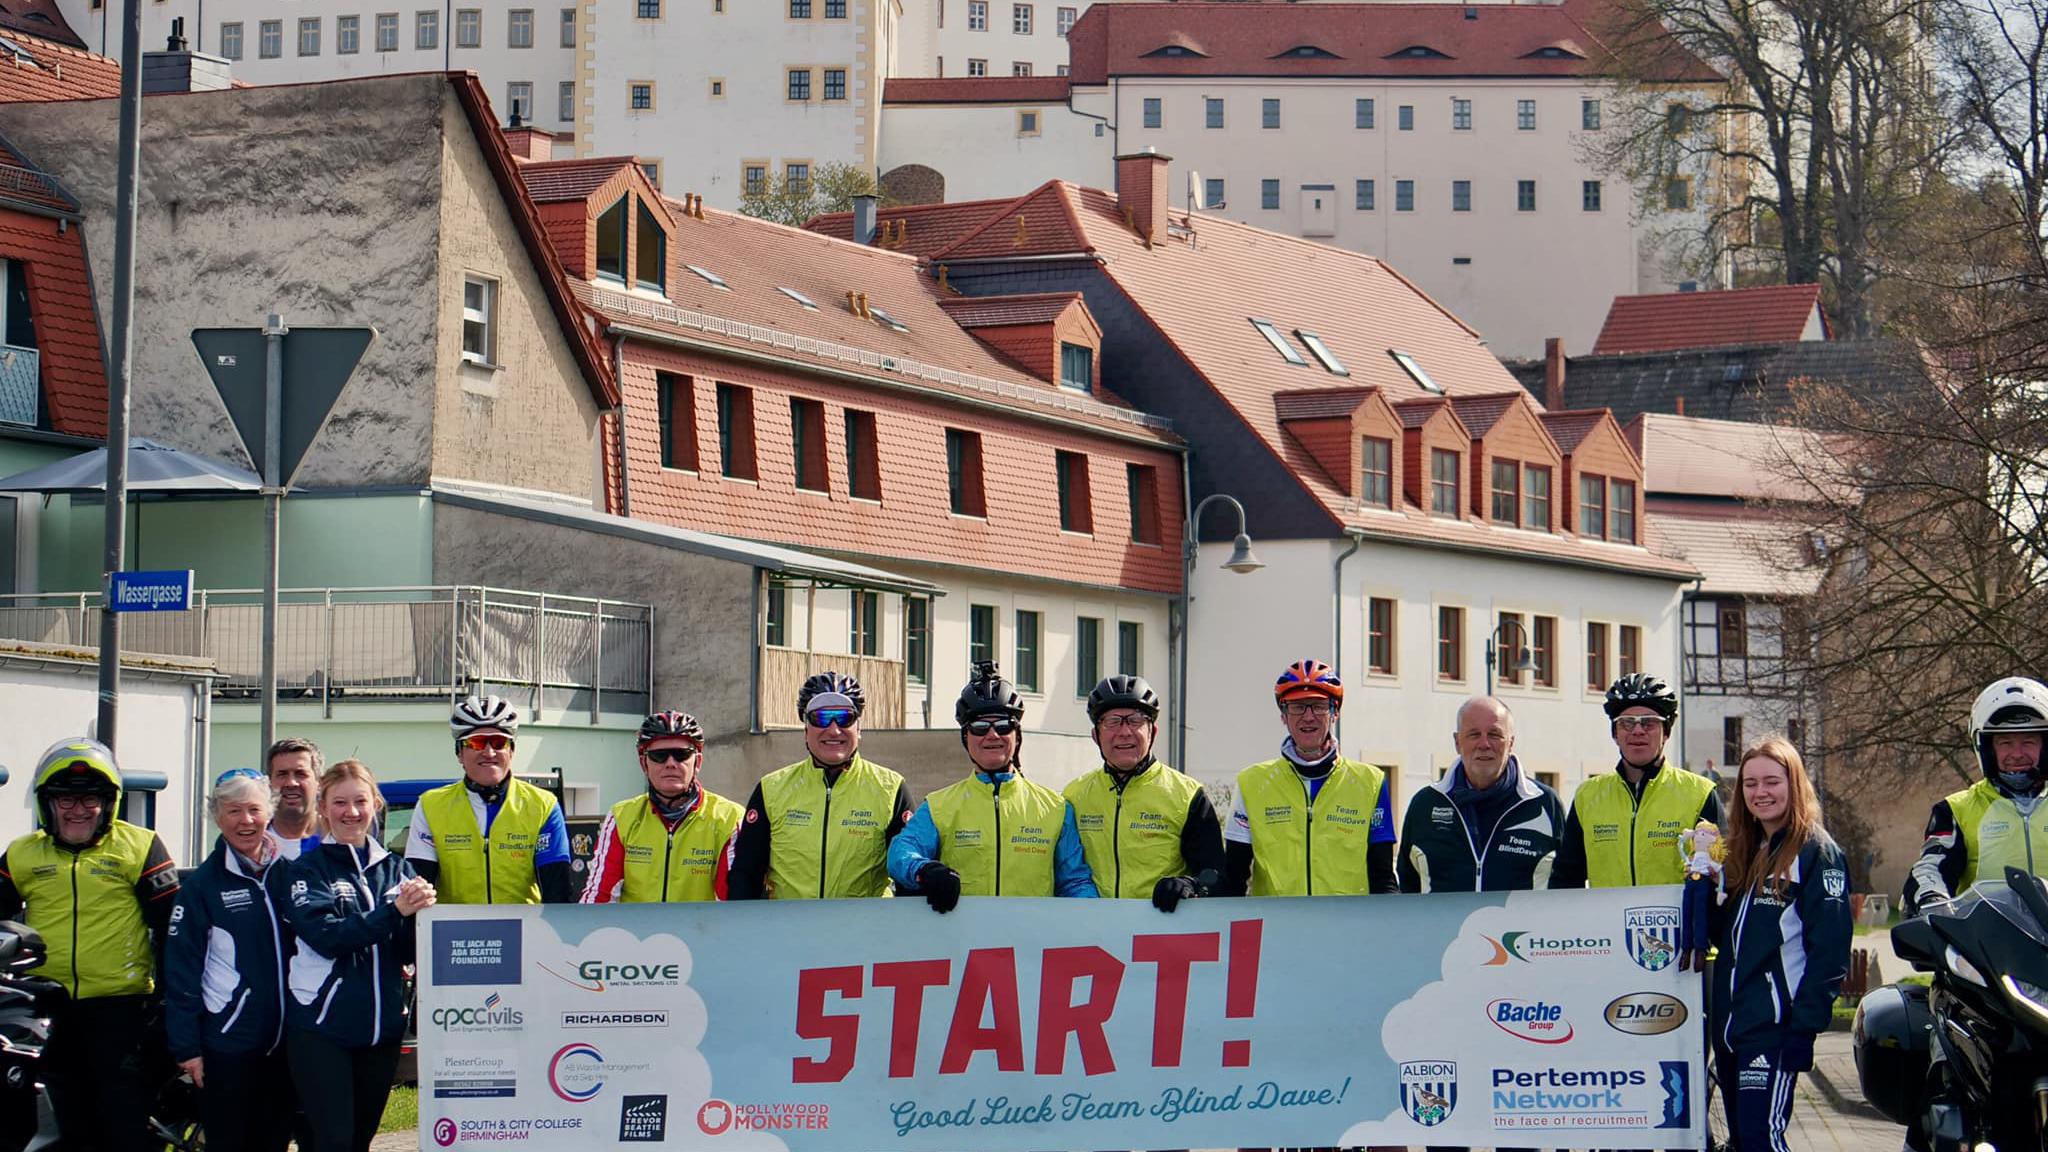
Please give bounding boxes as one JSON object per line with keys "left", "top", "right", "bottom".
{"left": 1400, "top": 1060, "right": 1457, "bottom": 1127}
{"left": 1624, "top": 905, "right": 1681, "bottom": 972}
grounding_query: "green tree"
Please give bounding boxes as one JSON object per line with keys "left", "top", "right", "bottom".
{"left": 738, "top": 162, "right": 885, "bottom": 228}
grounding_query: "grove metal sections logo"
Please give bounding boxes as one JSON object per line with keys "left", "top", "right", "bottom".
{"left": 1399, "top": 1061, "right": 1458, "bottom": 1127}
{"left": 549, "top": 1043, "right": 607, "bottom": 1102}
{"left": 537, "top": 956, "right": 683, "bottom": 993}
{"left": 1482, "top": 931, "right": 1616, "bottom": 964}
{"left": 1604, "top": 992, "right": 1688, "bottom": 1035}
{"left": 1487, "top": 999, "right": 1575, "bottom": 1044}
{"left": 1622, "top": 905, "right": 1680, "bottom": 972}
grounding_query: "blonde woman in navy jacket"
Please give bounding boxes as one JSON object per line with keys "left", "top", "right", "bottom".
{"left": 267, "top": 760, "right": 435, "bottom": 1152}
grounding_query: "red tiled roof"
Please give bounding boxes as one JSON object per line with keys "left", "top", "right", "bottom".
{"left": 0, "top": 205, "right": 105, "bottom": 435}
{"left": 938, "top": 292, "right": 1081, "bottom": 328}
{"left": 1065, "top": 2, "right": 1722, "bottom": 84}
{"left": 0, "top": 29, "right": 118, "bottom": 102}
{"left": 1395, "top": 396, "right": 1458, "bottom": 430}
{"left": 0, "top": 133, "right": 74, "bottom": 214}
{"left": 1592, "top": 284, "right": 1827, "bottom": 355}
{"left": 1447, "top": 391, "right": 1525, "bottom": 437}
{"left": 1538, "top": 408, "right": 1611, "bottom": 454}
{"left": 808, "top": 198, "right": 1010, "bottom": 255}
{"left": 1274, "top": 387, "right": 1377, "bottom": 421}
{"left": 929, "top": 181, "right": 1096, "bottom": 262}
{"left": 884, "top": 77, "right": 1073, "bottom": 104}
{"left": 520, "top": 156, "right": 638, "bottom": 203}
{"left": 0, "top": 0, "right": 84, "bottom": 49}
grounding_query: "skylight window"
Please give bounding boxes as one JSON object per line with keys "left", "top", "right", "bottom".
{"left": 777, "top": 286, "right": 818, "bottom": 310}
{"left": 869, "top": 306, "right": 910, "bottom": 333}
{"left": 1250, "top": 319, "right": 1306, "bottom": 365}
{"left": 1274, "top": 44, "right": 1340, "bottom": 58}
{"left": 686, "top": 264, "right": 729, "bottom": 289}
{"left": 1296, "top": 330, "right": 1348, "bottom": 376}
{"left": 1388, "top": 44, "right": 1451, "bottom": 58}
{"left": 0, "top": 38, "right": 38, "bottom": 68}
{"left": 1390, "top": 349, "right": 1443, "bottom": 393}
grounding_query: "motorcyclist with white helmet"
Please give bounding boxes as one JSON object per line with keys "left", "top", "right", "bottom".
{"left": 1905, "top": 676, "right": 2048, "bottom": 914}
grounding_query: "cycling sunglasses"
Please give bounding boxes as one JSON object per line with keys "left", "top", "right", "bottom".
{"left": 966, "top": 718, "right": 1019, "bottom": 737}
{"left": 460, "top": 733, "right": 516, "bottom": 752}
{"left": 643, "top": 745, "right": 701, "bottom": 764}
{"left": 805, "top": 709, "right": 857, "bottom": 731}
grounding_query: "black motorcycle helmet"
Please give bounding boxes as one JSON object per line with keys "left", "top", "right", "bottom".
{"left": 1604, "top": 673, "right": 1678, "bottom": 732}
{"left": 1087, "top": 674, "right": 1160, "bottom": 725}
{"left": 1852, "top": 984, "right": 1932, "bottom": 1127}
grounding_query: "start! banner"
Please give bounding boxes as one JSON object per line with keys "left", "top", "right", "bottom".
{"left": 417, "top": 888, "right": 1706, "bottom": 1150}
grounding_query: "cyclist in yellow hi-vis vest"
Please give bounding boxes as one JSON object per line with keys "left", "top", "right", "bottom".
{"left": 405, "top": 695, "right": 575, "bottom": 903}
{"left": 1905, "top": 676, "right": 2048, "bottom": 914}
{"left": 581, "top": 711, "right": 745, "bottom": 903}
{"left": 1224, "top": 659, "right": 1398, "bottom": 896}
{"left": 1064, "top": 674, "right": 1225, "bottom": 910}
{"left": 1549, "top": 673, "right": 1723, "bottom": 889}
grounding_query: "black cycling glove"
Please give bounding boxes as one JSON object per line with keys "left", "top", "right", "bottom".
{"left": 918, "top": 863, "right": 962, "bottom": 913}
{"left": 1152, "top": 875, "right": 1199, "bottom": 912}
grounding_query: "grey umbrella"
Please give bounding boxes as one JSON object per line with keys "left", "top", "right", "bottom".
{"left": 0, "top": 437, "right": 262, "bottom": 492}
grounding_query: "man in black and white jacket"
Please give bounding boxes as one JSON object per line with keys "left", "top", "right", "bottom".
{"left": 1397, "top": 696, "right": 1566, "bottom": 893}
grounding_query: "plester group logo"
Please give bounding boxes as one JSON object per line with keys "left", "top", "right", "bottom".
{"left": 1605, "top": 992, "right": 1688, "bottom": 1035}
{"left": 1482, "top": 931, "right": 1615, "bottom": 965}
{"left": 1399, "top": 1061, "right": 1458, "bottom": 1127}
{"left": 1623, "top": 905, "right": 1681, "bottom": 972}
{"left": 432, "top": 1119, "right": 457, "bottom": 1148}
{"left": 549, "top": 1043, "right": 607, "bottom": 1102}
{"left": 1487, "top": 999, "right": 1575, "bottom": 1044}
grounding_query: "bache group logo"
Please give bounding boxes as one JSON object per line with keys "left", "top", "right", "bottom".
{"left": 538, "top": 955, "right": 682, "bottom": 994}
{"left": 1400, "top": 1061, "right": 1458, "bottom": 1127}
{"left": 1487, "top": 999, "right": 1575, "bottom": 1044}
{"left": 547, "top": 1043, "right": 654, "bottom": 1104}
{"left": 1481, "top": 931, "right": 1615, "bottom": 965}
{"left": 1489, "top": 1060, "right": 1692, "bottom": 1134}
{"left": 1623, "top": 906, "right": 1681, "bottom": 972}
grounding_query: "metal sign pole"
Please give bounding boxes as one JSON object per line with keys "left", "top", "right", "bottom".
{"left": 259, "top": 311, "right": 286, "bottom": 761}
{"left": 95, "top": 0, "right": 146, "bottom": 749}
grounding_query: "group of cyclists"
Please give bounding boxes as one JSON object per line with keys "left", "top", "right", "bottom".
{"left": 6, "top": 656, "right": 2047, "bottom": 1152}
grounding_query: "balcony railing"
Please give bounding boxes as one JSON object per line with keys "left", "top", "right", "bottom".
{"left": 0, "top": 343, "right": 38, "bottom": 427}
{"left": 0, "top": 586, "right": 652, "bottom": 717}
{"left": 758, "top": 645, "right": 906, "bottom": 729}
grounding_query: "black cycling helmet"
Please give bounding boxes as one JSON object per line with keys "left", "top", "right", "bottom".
{"left": 1604, "top": 673, "right": 1678, "bottom": 727}
{"left": 1088, "top": 675, "right": 1161, "bottom": 724}
{"left": 638, "top": 710, "right": 704, "bottom": 749}
{"left": 797, "top": 671, "right": 865, "bottom": 720}
{"left": 956, "top": 661, "right": 1025, "bottom": 726}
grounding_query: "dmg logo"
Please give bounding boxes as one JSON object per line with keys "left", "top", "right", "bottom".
{"left": 1605, "top": 992, "right": 1688, "bottom": 1035}
{"left": 1487, "top": 999, "right": 1575, "bottom": 1044}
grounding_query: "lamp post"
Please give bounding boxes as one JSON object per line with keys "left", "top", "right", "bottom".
{"left": 1485, "top": 616, "right": 1537, "bottom": 696}
{"left": 1174, "top": 493, "right": 1263, "bottom": 766}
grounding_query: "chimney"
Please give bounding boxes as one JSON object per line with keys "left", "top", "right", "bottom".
{"left": 501, "top": 122, "right": 556, "bottom": 162}
{"left": 1675, "top": 396, "right": 1686, "bottom": 416}
{"left": 1115, "top": 148, "right": 1172, "bottom": 246}
{"left": 852, "top": 194, "right": 878, "bottom": 246}
{"left": 142, "top": 18, "right": 232, "bottom": 94}
{"left": 1543, "top": 337, "right": 1566, "bottom": 409}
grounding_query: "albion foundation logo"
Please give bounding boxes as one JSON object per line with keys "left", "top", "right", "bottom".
{"left": 1400, "top": 1061, "right": 1458, "bottom": 1127}
{"left": 1623, "top": 905, "right": 1681, "bottom": 972}
{"left": 1487, "top": 999, "right": 1575, "bottom": 1044}
{"left": 1482, "top": 931, "right": 1615, "bottom": 964}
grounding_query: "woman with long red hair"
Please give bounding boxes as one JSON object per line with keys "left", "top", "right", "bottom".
{"left": 1709, "top": 737, "right": 1855, "bottom": 1150}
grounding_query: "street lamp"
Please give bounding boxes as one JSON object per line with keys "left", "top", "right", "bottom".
{"left": 1174, "top": 493, "right": 1263, "bottom": 765}
{"left": 1486, "top": 616, "right": 1537, "bottom": 696}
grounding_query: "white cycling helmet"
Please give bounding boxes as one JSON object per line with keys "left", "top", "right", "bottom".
{"left": 451, "top": 694, "right": 521, "bottom": 739}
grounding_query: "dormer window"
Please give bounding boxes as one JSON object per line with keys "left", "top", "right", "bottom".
{"left": 1143, "top": 42, "right": 1206, "bottom": 57}
{"left": 1060, "top": 342, "right": 1093, "bottom": 392}
{"left": 1523, "top": 44, "right": 1585, "bottom": 59}
{"left": 1274, "top": 44, "right": 1340, "bottom": 58}
{"left": 595, "top": 195, "right": 627, "bottom": 282}
{"left": 635, "top": 201, "right": 666, "bottom": 292}
{"left": 1388, "top": 44, "right": 1451, "bottom": 58}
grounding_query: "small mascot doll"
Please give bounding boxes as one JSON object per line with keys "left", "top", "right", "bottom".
{"left": 1677, "top": 820, "right": 1726, "bottom": 972}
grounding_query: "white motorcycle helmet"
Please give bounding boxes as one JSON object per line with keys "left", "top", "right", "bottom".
{"left": 1970, "top": 677, "right": 2048, "bottom": 788}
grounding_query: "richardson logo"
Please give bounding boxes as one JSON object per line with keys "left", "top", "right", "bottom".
{"left": 1399, "top": 1061, "right": 1457, "bottom": 1127}
{"left": 1605, "top": 992, "right": 1688, "bottom": 1035}
{"left": 1488, "top": 999, "right": 1575, "bottom": 1044}
{"left": 433, "top": 1120, "right": 457, "bottom": 1148}
{"left": 432, "top": 992, "right": 524, "bottom": 1033}
{"left": 561, "top": 1011, "right": 670, "bottom": 1029}
{"left": 696, "top": 1101, "right": 832, "bottom": 1135}
{"left": 618, "top": 1095, "right": 668, "bottom": 1142}
{"left": 538, "top": 956, "right": 683, "bottom": 993}
{"left": 1623, "top": 906, "right": 1681, "bottom": 972}
{"left": 1482, "top": 932, "right": 1616, "bottom": 965}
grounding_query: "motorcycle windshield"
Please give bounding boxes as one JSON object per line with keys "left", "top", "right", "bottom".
{"left": 1959, "top": 878, "right": 2048, "bottom": 948}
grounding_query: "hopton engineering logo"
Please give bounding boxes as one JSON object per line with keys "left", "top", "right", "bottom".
{"left": 1482, "top": 932, "right": 1615, "bottom": 964}
{"left": 1399, "top": 1061, "right": 1458, "bottom": 1127}
{"left": 1623, "top": 906, "right": 1681, "bottom": 972}
{"left": 1604, "top": 992, "right": 1688, "bottom": 1035}
{"left": 1487, "top": 999, "right": 1575, "bottom": 1044}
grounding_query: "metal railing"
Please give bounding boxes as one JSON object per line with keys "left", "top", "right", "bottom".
{"left": 0, "top": 343, "right": 38, "bottom": 427}
{"left": 0, "top": 586, "right": 652, "bottom": 717}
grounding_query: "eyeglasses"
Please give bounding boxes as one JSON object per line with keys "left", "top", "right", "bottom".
{"left": 460, "top": 734, "right": 515, "bottom": 752}
{"left": 806, "top": 709, "right": 857, "bottom": 731}
{"left": 1097, "top": 713, "right": 1151, "bottom": 732}
{"left": 1613, "top": 716, "right": 1665, "bottom": 733}
{"left": 966, "top": 718, "right": 1019, "bottom": 737}
{"left": 1283, "top": 701, "right": 1333, "bottom": 717}
{"left": 214, "top": 767, "right": 266, "bottom": 787}
{"left": 643, "top": 746, "right": 700, "bottom": 764}
{"left": 52, "top": 795, "right": 104, "bottom": 811}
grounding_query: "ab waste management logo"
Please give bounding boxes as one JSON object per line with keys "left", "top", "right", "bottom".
{"left": 547, "top": 1043, "right": 653, "bottom": 1103}
{"left": 1400, "top": 1061, "right": 1458, "bottom": 1127}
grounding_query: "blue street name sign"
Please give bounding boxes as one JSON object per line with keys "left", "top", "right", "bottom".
{"left": 108, "top": 569, "right": 194, "bottom": 613}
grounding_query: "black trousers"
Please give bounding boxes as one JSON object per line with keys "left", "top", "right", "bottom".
{"left": 45, "top": 994, "right": 150, "bottom": 1152}
{"left": 285, "top": 1031, "right": 400, "bottom": 1152}
{"left": 198, "top": 1048, "right": 296, "bottom": 1152}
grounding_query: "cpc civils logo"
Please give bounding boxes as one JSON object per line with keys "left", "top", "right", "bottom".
{"left": 1487, "top": 998, "right": 1575, "bottom": 1044}
{"left": 549, "top": 1043, "right": 606, "bottom": 1102}
{"left": 697, "top": 1099, "right": 734, "bottom": 1135}
{"left": 431, "top": 1119, "right": 457, "bottom": 1148}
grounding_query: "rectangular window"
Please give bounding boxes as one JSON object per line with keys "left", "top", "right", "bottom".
{"left": 1523, "top": 464, "right": 1551, "bottom": 530}
{"left": 1076, "top": 616, "right": 1101, "bottom": 695}
{"left": 1491, "top": 458, "right": 1519, "bottom": 524}
{"left": 508, "top": 8, "right": 533, "bottom": 45}
{"left": 1261, "top": 179, "right": 1279, "bottom": 210}
{"left": 297, "top": 17, "right": 319, "bottom": 55}
{"left": 640, "top": 161, "right": 661, "bottom": 189}
{"left": 1056, "top": 451, "right": 1093, "bottom": 532}
{"left": 455, "top": 8, "right": 480, "bottom": 46}
{"left": 259, "top": 19, "right": 282, "bottom": 57}
{"left": 630, "top": 82, "right": 653, "bottom": 110}
{"left": 968, "top": 0, "right": 986, "bottom": 29}
{"left": 1718, "top": 599, "right": 1747, "bottom": 657}
{"left": 1018, "top": 109, "right": 1041, "bottom": 135}
{"left": 716, "top": 383, "right": 757, "bottom": 480}
{"left": 1143, "top": 97, "right": 1161, "bottom": 128}
{"left": 1430, "top": 448, "right": 1460, "bottom": 516}
{"left": 1533, "top": 614, "right": 1557, "bottom": 686}
{"left": 1452, "top": 97, "right": 1471, "bottom": 129}
{"left": 1355, "top": 97, "right": 1375, "bottom": 129}
{"left": 1578, "top": 473, "right": 1606, "bottom": 537}
{"left": 1666, "top": 176, "right": 1693, "bottom": 210}
{"left": 1498, "top": 611, "right": 1526, "bottom": 685}
{"left": 1723, "top": 717, "right": 1744, "bottom": 768}
{"left": 415, "top": 10, "right": 438, "bottom": 49}
{"left": 790, "top": 0, "right": 810, "bottom": 15}
{"left": 1437, "top": 606, "right": 1465, "bottom": 681}
{"left": 967, "top": 58, "right": 987, "bottom": 76}
{"left": 1014, "top": 610, "right": 1041, "bottom": 691}
{"left": 1398, "top": 104, "right": 1414, "bottom": 130}
{"left": 1012, "top": 2, "right": 1031, "bottom": 32}
{"left": 851, "top": 591, "right": 879, "bottom": 656}
{"left": 1205, "top": 97, "right": 1224, "bottom": 128}
{"left": 376, "top": 13, "right": 398, "bottom": 50}
{"left": 1395, "top": 179, "right": 1414, "bottom": 212}
{"left": 1586, "top": 621, "right": 1609, "bottom": 689}
{"left": 560, "top": 7, "right": 575, "bottom": 45}
{"left": 558, "top": 81, "right": 575, "bottom": 122}
{"left": 461, "top": 276, "right": 494, "bottom": 364}
{"left": 1517, "top": 179, "right": 1536, "bottom": 211}
{"left": 1355, "top": 178, "right": 1375, "bottom": 211}
{"left": 906, "top": 598, "right": 931, "bottom": 683}
{"left": 220, "top": 21, "right": 242, "bottom": 57}
{"left": 946, "top": 428, "right": 987, "bottom": 516}
{"left": 506, "top": 81, "right": 533, "bottom": 122}
{"left": 1583, "top": 180, "right": 1602, "bottom": 211}
{"left": 1452, "top": 179, "right": 1471, "bottom": 212}
{"left": 1057, "top": 5, "right": 1075, "bottom": 34}
{"left": 763, "top": 580, "right": 790, "bottom": 648}
{"left": 1011, "top": 61, "right": 1031, "bottom": 76}
{"left": 1204, "top": 177, "right": 1224, "bottom": 208}
{"left": 787, "top": 69, "right": 811, "bottom": 101}
{"left": 1298, "top": 330, "right": 1346, "bottom": 375}
{"left": 636, "top": 0, "right": 658, "bottom": 15}
{"left": 1582, "top": 97, "right": 1601, "bottom": 129}
{"left": 844, "top": 409, "right": 880, "bottom": 500}
{"left": 823, "top": 68, "right": 847, "bottom": 100}
{"left": 743, "top": 164, "right": 767, "bottom": 195}
{"left": 1117, "top": 620, "right": 1142, "bottom": 676}
{"left": 1517, "top": 98, "right": 1537, "bottom": 129}
{"left": 1126, "top": 463, "right": 1160, "bottom": 544}
{"left": 1368, "top": 597, "right": 1396, "bottom": 674}
{"left": 1060, "top": 342, "right": 1093, "bottom": 392}
{"left": 827, "top": 0, "right": 847, "bottom": 15}
{"left": 1262, "top": 97, "right": 1280, "bottom": 129}
{"left": 1251, "top": 318, "right": 1305, "bottom": 364}
{"left": 1620, "top": 624, "right": 1642, "bottom": 677}
{"left": 1361, "top": 436, "right": 1392, "bottom": 507}
{"left": 791, "top": 398, "right": 828, "bottom": 492}
{"left": 970, "top": 604, "right": 996, "bottom": 665}
{"left": 656, "top": 373, "right": 696, "bottom": 470}
{"left": 1608, "top": 478, "right": 1637, "bottom": 543}
{"left": 785, "top": 163, "right": 810, "bottom": 194}
{"left": 337, "top": 15, "right": 359, "bottom": 52}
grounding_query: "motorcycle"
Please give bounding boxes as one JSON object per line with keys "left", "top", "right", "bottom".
{"left": 1855, "top": 865, "right": 2048, "bottom": 1152}
{"left": 0, "top": 919, "right": 202, "bottom": 1152}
